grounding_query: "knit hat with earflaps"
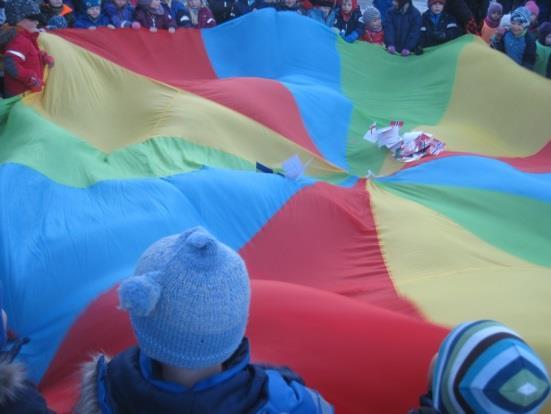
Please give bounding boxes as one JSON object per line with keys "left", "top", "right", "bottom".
{"left": 119, "top": 227, "right": 251, "bottom": 369}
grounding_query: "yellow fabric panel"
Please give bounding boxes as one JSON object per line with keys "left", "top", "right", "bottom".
{"left": 25, "top": 33, "right": 342, "bottom": 177}
{"left": 420, "top": 38, "right": 551, "bottom": 155}
{"left": 368, "top": 181, "right": 551, "bottom": 374}
{"left": 377, "top": 38, "right": 551, "bottom": 175}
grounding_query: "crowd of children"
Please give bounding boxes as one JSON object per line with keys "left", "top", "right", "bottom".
{"left": 0, "top": 0, "right": 548, "bottom": 98}
{"left": 0, "top": 228, "right": 550, "bottom": 413}
{"left": 0, "top": 0, "right": 549, "bottom": 97}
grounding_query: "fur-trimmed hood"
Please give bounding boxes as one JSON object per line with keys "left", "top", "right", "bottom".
{"left": 73, "top": 354, "right": 110, "bottom": 414}
{"left": 0, "top": 358, "right": 27, "bottom": 406}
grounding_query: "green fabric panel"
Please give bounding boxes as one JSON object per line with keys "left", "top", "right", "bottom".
{"left": 338, "top": 35, "right": 471, "bottom": 176}
{"left": 0, "top": 100, "right": 350, "bottom": 187}
{"left": 376, "top": 181, "right": 551, "bottom": 267}
{"left": 535, "top": 41, "right": 551, "bottom": 77}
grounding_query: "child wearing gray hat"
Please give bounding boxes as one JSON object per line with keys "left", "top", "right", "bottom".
{"left": 362, "top": 6, "right": 384, "bottom": 44}
{"left": 75, "top": 227, "right": 333, "bottom": 414}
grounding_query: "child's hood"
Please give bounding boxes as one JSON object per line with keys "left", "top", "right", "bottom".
{"left": 0, "top": 359, "right": 26, "bottom": 406}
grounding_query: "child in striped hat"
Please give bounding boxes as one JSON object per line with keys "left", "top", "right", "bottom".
{"left": 493, "top": 6, "right": 537, "bottom": 70}
{"left": 410, "top": 320, "right": 550, "bottom": 414}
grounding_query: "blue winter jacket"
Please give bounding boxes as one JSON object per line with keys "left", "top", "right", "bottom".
{"left": 103, "top": 1, "right": 135, "bottom": 28}
{"left": 384, "top": 1, "right": 422, "bottom": 52}
{"left": 74, "top": 338, "right": 334, "bottom": 414}
{"left": 74, "top": 12, "right": 111, "bottom": 28}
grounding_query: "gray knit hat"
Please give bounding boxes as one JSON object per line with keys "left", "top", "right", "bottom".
{"left": 362, "top": 5, "right": 381, "bottom": 22}
{"left": 5, "top": 0, "right": 41, "bottom": 25}
{"left": 119, "top": 227, "right": 251, "bottom": 369}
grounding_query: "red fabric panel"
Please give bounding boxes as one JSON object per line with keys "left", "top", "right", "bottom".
{"left": 53, "top": 29, "right": 323, "bottom": 157}
{"left": 55, "top": 28, "right": 217, "bottom": 81}
{"left": 40, "top": 281, "right": 448, "bottom": 414}
{"left": 242, "top": 181, "right": 423, "bottom": 315}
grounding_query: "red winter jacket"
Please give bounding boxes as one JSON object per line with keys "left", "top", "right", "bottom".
{"left": 3, "top": 29, "right": 48, "bottom": 97}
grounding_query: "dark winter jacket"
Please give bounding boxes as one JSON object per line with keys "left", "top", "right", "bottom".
{"left": 207, "top": 0, "right": 235, "bottom": 22}
{"left": 74, "top": 12, "right": 111, "bottom": 28}
{"left": 443, "top": 0, "right": 475, "bottom": 30}
{"left": 495, "top": 29, "right": 537, "bottom": 70}
{"left": 374, "top": 0, "right": 392, "bottom": 22}
{"left": 1, "top": 28, "right": 48, "bottom": 97}
{"left": 384, "top": 1, "right": 422, "bottom": 52}
{"left": 176, "top": 6, "right": 216, "bottom": 27}
{"left": 74, "top": 339, "right": 333, "bottom": 414}
{"left": 0, "top": 341, "right": 53, "bottom": 414}
{"left": 464, "top": 0, "right": 487, "bottom": 25}
{"left": 277, "top": 1, "right": 304, "bottom": 12}
{"left": 230, "top": 0, "right": 256, "bottom": 17}
{"left": 103, "top": 1, "right": 135, "bottom": 28}
{"left": 420, "top": 10, "right": 461, "bottom": 47}
{"left": 334, "top": 7, "right": 364, "bottom": 37}
{"left": 39, "top": 3, "right": 76, "bottom": 27}
{"left": 134, "top": 3, "right": 177, "bottom": 29}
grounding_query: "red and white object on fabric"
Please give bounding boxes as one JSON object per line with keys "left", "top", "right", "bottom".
{"left": 363, "top": 121, "right": 445, "bottom": 163}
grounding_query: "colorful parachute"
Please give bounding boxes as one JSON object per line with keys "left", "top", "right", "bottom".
{"left": 1, "top": 9, "right": 550, "bottom": 413}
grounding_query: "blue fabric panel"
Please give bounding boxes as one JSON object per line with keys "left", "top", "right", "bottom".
{"left": 377, "top": 155, "right": 551, "bottom": 202}
{"left": 0, "top": 163, "right": 309, "bottom": 381}
{"left": 202, "top": 9, "right": 352, "bottom": 169}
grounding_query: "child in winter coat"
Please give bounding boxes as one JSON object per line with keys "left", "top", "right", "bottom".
{"left": 306, "top": 0, "right": 336, "bottom": 27}
{"left": 384, "top": 0, "right": 422, "bottom": 56}
{"left": 74, "top": 0, "right": 111, "bottom": 28}
{"left": 481, "top": 1, "right": 502, "bottom": 44}
{"left": 535, "top": 21, "right": 551, "bottom": 78}
{"left": 74, "top": 227, "right": 334, "bottom": 414}
{"left": 409, "top": 320, "right": 550, "bottom": 414}
{"left": 420, "top": 0, "right": 460, "bottom": 48}
{"left": 524, "top": 0, "right": 539, "bottom": 35}
{"left": 494, "top": 6, "right": 536, "bottom": 70}
{"left": 374, "top": 0, "right": 392, "bottom": 23}
{"left": 230, "top": 0, "right": 255, "bottom": 18}
{"left": 134, "top": 0, "right": 177, "bottom": 31}
{"left": 176, "top": 0, "right": 216, "bottom": 28}
{"left": 277, "top": 0, "right": 304, "bottom": 13}
{"left": 335, "top": 0, "right": 364, "bottom": 42}
{"left": 104, "top": 0, "right": 139, "bottom": 28}
{"left": 362, "top": 6, "right": 384, "bottom": 44}
{"left": 0, "top": 286, "right": 53, "bottom": 413}
{"left": 40, "top": 0, "right": 76, "bottom": 28}
{"left": 1, "top": 0, "right": 54, "bottom": 97}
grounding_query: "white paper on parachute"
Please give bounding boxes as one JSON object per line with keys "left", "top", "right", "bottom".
{"left": 282, "top": 154, "right": 311, "bottom": 180}
{"left": 363, "top": 121, "right": 445, "bottom": 163}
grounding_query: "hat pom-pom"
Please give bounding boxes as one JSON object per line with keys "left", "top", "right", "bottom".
{"left": 185, "top": 228, "right": 217, "bottom": 254}
{"left": 119, "top": 272, "right": 162, "bottom": 317}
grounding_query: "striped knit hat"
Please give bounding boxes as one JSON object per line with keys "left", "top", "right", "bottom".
{"left": 511, "top": 6, "right": 531, "bottom": 28}
{"left": 432, "top": 320, "right": 550, "bottom": 414}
